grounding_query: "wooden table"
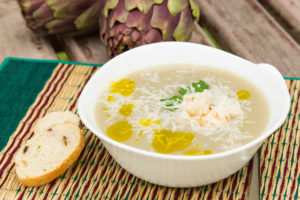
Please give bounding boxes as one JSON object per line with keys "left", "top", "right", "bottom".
{"left": 0, "top": 0, "right": 299, "bottom": 199}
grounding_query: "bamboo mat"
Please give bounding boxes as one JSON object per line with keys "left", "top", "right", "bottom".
{"left": 259, "top": 79, "right": 300, "bottom": 200}
{"left": 0, "top": 59, "right": 254, "bottom": 199}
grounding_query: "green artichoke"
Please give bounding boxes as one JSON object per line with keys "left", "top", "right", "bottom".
{"left": 18, "top": 0, "right": 105, "bottom": 36}
{"left": 100, "top": 0, "right": 200, "bottom": 57}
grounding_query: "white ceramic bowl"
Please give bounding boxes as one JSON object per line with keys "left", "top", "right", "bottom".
{"left": 78, "top": 42, "right": 290, "bottom": 187}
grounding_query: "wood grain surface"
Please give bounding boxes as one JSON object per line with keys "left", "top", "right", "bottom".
{"left": 259, "top": 0, "right": 300, "bottom": 44}
{"left": 197, "top": 0, "right": 300, "bottom": 77}
{"left": 0, "top": 0, "right": 56, "bottom": 63}
{"left": 189, "top": 22, "right": 214, "bottom": 47}
{"left": 60, "top": 35, "right": 109, "bottom": 64}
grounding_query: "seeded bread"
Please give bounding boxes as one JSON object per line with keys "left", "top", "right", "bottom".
{"left": 15, "top": 113, "right": 85, "bottom": 187}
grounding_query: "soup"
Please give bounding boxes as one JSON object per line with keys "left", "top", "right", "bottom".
{"left": 95, "top": 65, "right": 270, "bottom": 155}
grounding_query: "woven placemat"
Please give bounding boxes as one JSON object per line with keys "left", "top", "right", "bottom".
{"left": 0, "top": 58, "right": 253, "bottom": 199}
{"left": 259, "top": 79, "right": 300, "bottom": 200}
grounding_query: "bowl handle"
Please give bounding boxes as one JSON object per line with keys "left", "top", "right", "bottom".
{"left": 256, "top": 63, "right": 284, "bottom": 78}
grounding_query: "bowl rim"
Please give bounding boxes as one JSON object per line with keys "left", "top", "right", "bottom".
{"left": 78, "top": 41, "right": 291, "bottom": 161}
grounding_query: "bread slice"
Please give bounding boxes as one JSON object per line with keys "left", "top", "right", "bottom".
{"left": 34, "top": 111, "right": 81, "bottom": 134}
{"left": 15, "top": 122, "right": 85, "bottom": 186}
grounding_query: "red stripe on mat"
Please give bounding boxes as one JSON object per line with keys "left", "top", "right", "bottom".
{"left": 260, "top": 142, "right": 270, "bottom": 176}
{"left": 207, "top": 182, "right": 216, "bottom": 199}
{"left": 42, "top": 65, "right": 75, "bottom": 115}
{"left": 69, "top": 67, "right": 97, "bottom": 111}
{"left": 0, "top": 163, "right": 14, "bottom": 188}
{"left": 17, "top": 189, "right": 26, "bottom": 200}
{"left": 31, "top": 188, "right": 38, "bottom": 200}
{"left": 228, "top": 170, "right": 240, "bottom": 199}
{"left": 130, "top": 178, "right": 140, "bottom": 199}
{"left": 109, "top": 169, "right": 126, "bottom": 198}
{"left": 161, "top": 187, "right": 169, "bottom": 199}
{"left": 173, "top": 188, "right": 180, "bottom": 200}
{"left": 120, "top": 174, "right": 134, "bottom": 199}
{"left": 151, "top": 185, "right": 159, "bottom": 200}
{"left": 218, "top": 175, "right": 228, "bottom": 199}
{"left": 140, "top": 182, "right": 148, "bottom": 199}
{"left": 187, "top": 188, "right": 194, "bottom": 199}
{"left": 241, "top": 159, "right": 253, "bottom": 200}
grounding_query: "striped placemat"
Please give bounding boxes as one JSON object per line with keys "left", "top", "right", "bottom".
{"left": 259, "top": 79, "right": 300, "bottom": 200}
{"left": 0, "top": 58, "right": 254, "bottom": 199}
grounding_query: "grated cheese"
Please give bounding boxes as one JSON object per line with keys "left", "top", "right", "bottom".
{"left": 98, "top": 70, "right": 254, "bottom": 152}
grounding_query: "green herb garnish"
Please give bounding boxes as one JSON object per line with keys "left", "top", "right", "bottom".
{"left": 192, "top": 80, "right": 209, "bottom": 92}
{"left": 161, "top": 80, "right": 209, "bottom": 111}
{"left": 178, "top": 86, "right": 192, "bottom": 96}
{"left": 160, "top": 96, "right": 183, "bottom": 111}
{"left": 178, "top": 88, "right": 188, "bottom": 96}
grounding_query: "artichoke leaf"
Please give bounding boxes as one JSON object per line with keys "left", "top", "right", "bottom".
{"left": 19, "top": 0, "right": 105, "bottom": 35}
{"left": 103, "top": 0, "right": 119, "bottom": 17}
{"left": 45, "top": 19, "right": 77, "bottom": 34}
{"left": 173, "top": 8, "right": 194, "bottom": 41}
{"left": 126, "top": 9, "right": 152, "bottom": 32}
{"left": 189, "top": 0, "right": 200, "bottom": 21}
{"left": 108, "top": 0, "right": 129, "bottom": 28}
{"left": 124, "top": 0, "right": 154, "bottom": 13}
{"left": 32, "top": 3, "right": 54, "bottom": 23}
{"left": 21, "top": 0, "right": 44, "bottom": 15}
{"left": 144, "top": 29, "right": 162, "bottom": 43}
{"left": 167, "top": 0, "right": 188, "bottom": 16}
{"left": 74, "top": 0, "right": 105, "bottom": 30}
{"left": 100, "top": 16, "right": 107, "bottom": 36}
{"left": 47, "top": 0, "right": 93, "bottom": 19}
{"left": 151, "top": 0, "right": 180, "bottom": 40}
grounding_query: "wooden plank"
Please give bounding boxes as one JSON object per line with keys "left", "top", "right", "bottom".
{"left": 61, "top": 35, "right": 109, "bottom": 64}
{"left": 189, "top": 22, "right": 214, "bottom": 47}
{"left": 60, "top": 22, "right": 213, "bottom": 64}
{"left": 0, "top": 0, "right": 56, "bottom": 63}
{"left": 259, "top": 0, "right": 300, "bottom": 44}
{"left": 197, "top": 0, "right": 300, "bottom": 77}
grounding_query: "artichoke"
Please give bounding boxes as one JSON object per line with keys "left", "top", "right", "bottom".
{"left": 18, "top": 0, "right": 105, "bottom": 36}
{"left": 100, "top": 0, "right": 200, "bottom": 57}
